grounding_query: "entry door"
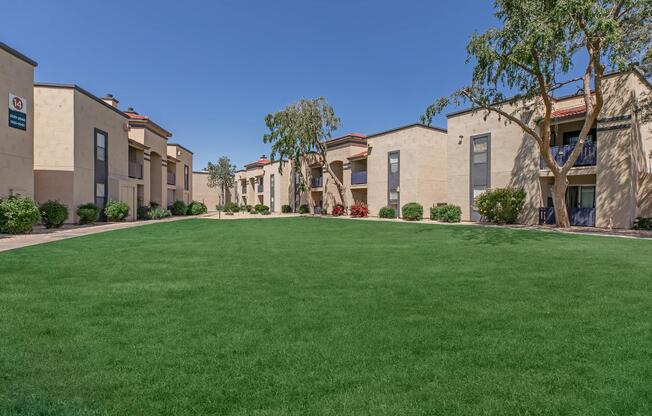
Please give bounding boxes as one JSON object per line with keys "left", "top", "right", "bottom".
{"left": 94, "top": 129, "right": 108, "bottom": 220}
{"left": 270, "top": 174, "right": 275, "bottom": 212}
{"left": 387, "top": 151, "right": 400, "bottom": 217}
{"left": 470, "top": 135, "right": 490, "bottom": 221}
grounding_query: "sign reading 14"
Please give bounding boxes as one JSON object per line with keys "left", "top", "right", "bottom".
{"left": 8, "top": 93, "right": 27, "bottom": 131}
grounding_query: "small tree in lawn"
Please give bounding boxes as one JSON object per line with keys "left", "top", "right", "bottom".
{"left": 206, "top": 156, "right": 236, "bottom": 207}
{"left": 422, "top": 0, "right": 651, "bottom": 228}
{"left": 263, "top": 97, "right": 347, "bottom": 211}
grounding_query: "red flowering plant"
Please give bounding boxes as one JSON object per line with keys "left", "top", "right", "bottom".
{"left": 331, "top": 204, "right": 345, "bottom": 216}
{"left": 350, "top": 201, "right": 368, "bottom": 218}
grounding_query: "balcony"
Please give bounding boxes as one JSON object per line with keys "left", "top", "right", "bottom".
{"left": 128, "top": 161, "right": 143, "bottom": 179}
{"left": 351, "top": 171, "right": 367, "bottom": 185}
{"left": 167, "top": 170, "right": 176, "bottom": 186}
{"left": 311, "top": 176, "right": 323, "bottom": 188}
{"left": 540, "top": 141, "right": 596, "bottom": 169}
{"left": 539, "top": 207, "right": 596, "bottom": 227}
{"left": 257, "top": 184, "right": 264, "bottom": 193}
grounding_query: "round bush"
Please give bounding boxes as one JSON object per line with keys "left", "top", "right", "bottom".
{"left": 401, "top": 202, "right": 423, "bottom": 221}
{"left": 260, "top": 209, "right": 271, "bottom": 215}
{"left": 105, "top": 200, "right": 130, "bottom": 222}
{"left": 137, "top": 205, "right": 152, "bottom": 220}
{"left": 225, "top": 202, "right": 240, "bottom": 213}
{"left": 475, "top": 187, "right": 526, "bottom": 224}
{"left": 350, "top": 202, "right": 368, "bottom": 218}
{"left": 298, "top": 204, "right": 309, "bottom": 214}
{"left": 281, "top": 204, "right": 292, "bottom": 213}
{"left": 379, "top": 206, "right": 396, "bottom": 218}
{"left": 76, "top": 203, "right": 100, "bottom": 224}
{"left": 254, "top": 203, "right": 269, "bottom": 213}
{"left": 150, "top": 207, "right": 171, "bottom": 220}
{"left": 187, "top": 201, "right": 208, "bottom": 215}
{"left": 0, "top": 196, "right": 40, "bottom": 234}
{"left": 171, "top": 200, "right": 187, "bottom": 216}
{"left": 430, "top": 204, "right": 462, "bottom": 223}
{"left": 39, "top": 200, "right": 68, "bottom": 229}
{"left": 331, "top": 204, "right": 345, "bottom": 216}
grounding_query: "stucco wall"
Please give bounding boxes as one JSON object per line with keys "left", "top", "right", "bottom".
{"left": 367, "top": 126, "right": 448, "bottom": 217}
{"left": 0, "top": 47, "right": 35, "bottom": 198}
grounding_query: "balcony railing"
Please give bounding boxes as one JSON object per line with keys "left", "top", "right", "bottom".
{"left": 540, "top": 141, "right": 597, "bottom": 169}
{"left": 539, "top": 207, "right": 596, "bottom": 227}
{"left": 257, "top": 184, "right": 264, "bottom": 193}
{"left": 128, "top": 161, "right": 143, "bottom": 179}
{"left": 241, "top": 186, "right": 246, "bottom": 195}
{"left": 311, "top": 176, "right": 323, "bottom": 188}
{"left": 351, "top": 171, "right": 367, "bottom": 185}
{"left": 167, "top": 170, "right": 176, "bottom": 185}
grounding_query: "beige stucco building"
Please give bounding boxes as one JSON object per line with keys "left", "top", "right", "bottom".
{"left": 446, "top": 69, "right": 652, "bottom": 228}
{"left": 167, "top": 143, "right": 193, "bottom": 205}
{"left": 233, "top": 155, "right": 292, "bottom": 212}
{"left": 0, "top": 42, "right": 37, "bottom": 199}
{"left": 34, "top": 84, "right": 138, "bottom": 222}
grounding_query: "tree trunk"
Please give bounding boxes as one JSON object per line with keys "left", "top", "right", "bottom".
{"left": 552, "top": 174, "right": 570, "bottom": 228}
{"left": 323, "top": 163, "right": 347, "bottom": 212}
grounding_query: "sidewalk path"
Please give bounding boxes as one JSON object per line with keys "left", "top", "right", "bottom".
{"left": 0, "top": 215, "right": 203, "bottom": 253}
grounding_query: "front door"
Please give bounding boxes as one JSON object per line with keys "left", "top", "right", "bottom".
{"left": 94, "top": 129, "right": 108, "bottom": 220}
{"left": 470, "top": 134, "right": 490, "bottom": 221}
{"left": 387, "top": 151, "right": 400, "bottom": 217}
{"left": 270, "top": 174, "right": 275, "bottom": 212}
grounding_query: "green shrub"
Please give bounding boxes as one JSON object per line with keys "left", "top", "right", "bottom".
{"left": 39, "top": 200, "right": 68, "bottom": 229}
{"left": 187, "top": 201, "right": 208, "bottom": 215}
{"left": 249, "top": 208, "right": 258, "bottom": 214}
{"left": 76, "top": 203, "right": 100, "bottom": 224}
{"left": 430, "top": 204, "right": 462, "bottom": 223}
{"left": 281, "top": 204, "right": 292, "bottom": 213}
{"left": 298, "top": 204, "right": 309, "bottom": 214}
{"left": 241, "top": 204, "right": 252, "bottom": 212}
{"left": 0, "top": 196, "right": 40, "bottom": 234}
{"left": 105, "top": 200, "right": 130, "bottom": 222}
{"left": 633, "top": 217, "right": 652, "bottom": 230}
{"left": 379, "top": 206, "right": 396, "bottom": 218}
{"left": 475, "top": 187, "right": 526, "bottom": 224}
{"left": 137, "top": 205, "right": 152, "bottom": 220}
{"left": 150, "top": 207, "right": 171, "bottom": 220}
{"left": 225, "top": 202, "right": 240, "bottom": 213}
{"left": 171, "top": 200, "right": 187, "bottom": 216}
{"left": 254, "top": 203, "right": 269, "bottom": 213}
{"left": 260, "top": 209, "right": 271, "bottom": 215}
{"left": 401, "top": 202, "right": 423, "bottom": 221}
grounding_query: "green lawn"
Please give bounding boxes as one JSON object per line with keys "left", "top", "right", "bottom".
{"left": 1, "top": 218, "right": 651, "bottom": 415}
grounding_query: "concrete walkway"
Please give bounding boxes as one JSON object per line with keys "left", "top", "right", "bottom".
{"left": 0, "top": 215, "right": 200, "bottom": 253}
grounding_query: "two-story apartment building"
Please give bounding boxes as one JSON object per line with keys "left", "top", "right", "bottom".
{"left": 233, "top": 155, "right": 291, "bottom": 212}
{"left": 33, "top": 84, "right": 138, "bottom": 221}
{"left": 167, "top": 143, "right": 193, "bottom": 205}
{"left": 0, "top": 42, "right": 37, "bottom": 199}
{"left": 446, "top": 68, "right": 652, "bottom": 228}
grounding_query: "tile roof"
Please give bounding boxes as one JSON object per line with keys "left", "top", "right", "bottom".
{"left": 348, "top": 151, "right": 368, "bottom": 159}
{"left": 551, "top": 105, "right": 586, "bottom": 119}
{"left": 244, "top": 158, "right": 271, "bottom": 168}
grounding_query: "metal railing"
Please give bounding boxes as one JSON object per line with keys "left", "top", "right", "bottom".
{"left": 351, "top": 171, "right": 367, "bottom": 185}
{"left": 541, "top": 141, "right": 597, "bottom": 169}
{"left": 128, "top": 162, "right": 143, "bottom": 179}
{"left": 539, "top": 207, "right": 596, "bottom": 227}
{"left": 257, "top": 184, "right": 264, "bottom": 193}
{"left": 311, "top": 176, "right": 323, "bottom": 188}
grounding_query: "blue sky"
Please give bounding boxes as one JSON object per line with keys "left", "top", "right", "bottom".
{"left": 1, "top": 0, "right": 497, "bottom": 169}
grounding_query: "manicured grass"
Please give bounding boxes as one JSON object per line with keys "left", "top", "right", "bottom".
{"left": 1, "top": 218, "right": 651, "bottom": 415}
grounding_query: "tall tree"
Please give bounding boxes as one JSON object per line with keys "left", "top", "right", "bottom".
{"left": 422, "top": 0, "right": 652, "bottom": 228}
{"left": 263, "top": 97, "right": 346, "bottom": 211}
{"left": 206, "top": 156, "right": 236, "bottom": 207}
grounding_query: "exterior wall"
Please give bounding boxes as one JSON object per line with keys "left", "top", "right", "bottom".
{"left": 367, "top": 126, "right": 448, "bottom": 217}
{"left": 0, "top": 47, "right": 35, "bottom": 198}
{"left": 261, "top": 162, "right": 291, "bottom": 212}
{"left": 34, "top": 86, "right": 136, "bottom": 222}
{"left": 167, "top": 145, "right": 193, "bottom": 204}
{"left": 192, "top": 171, "right": 220, "bottom": 210}
{"left": 129, "top": 127, "right": 168, "bottom": 207}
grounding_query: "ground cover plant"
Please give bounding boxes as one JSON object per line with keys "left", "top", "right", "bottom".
{"left": 1, "top": 217, "right": 651, "bottom": 415}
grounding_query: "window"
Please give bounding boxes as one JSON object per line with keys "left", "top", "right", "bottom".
{"left": 389, "top": 154, "right": 399, "bottom": 173}
{"left": 562, "top": 128, "right": 597, "bottom": 146}
{"left": 96, "top": 131, "right": 106, "bottom": 161}
{"left": 566, "top": 185, "right": 596, "bottom": 209}
{"left": 472, "top": 136, "right": 488, "bottom": 164}
{"left": 184, "top": 165, "right": 189, "bottom": 190}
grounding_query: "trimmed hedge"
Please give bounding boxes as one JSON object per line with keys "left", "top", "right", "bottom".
{"left": 187, "top": 201, "right": 208, "bottom": 215}
{"left": 0, "top": 196, "right": 40, "bottom": 234}
{"left": 225, "top": 202, "right": 240, "bottom": 213}
{"left": 171, "top": 200, "right": 187, "bottom": 216}
{"left": 281, "top": 204, "right": 292, "bottom": 213}
{"left": 254, "top": 204, "right": 270, "bottom": 213}
{"left": 379, "top": 206, "right": 396, "bottom": 219}
{"left": 105, "top": 200, "right": 130, "bottom": 222}
{"left": 475, "top": 187, "right": 526, "bottom": 224}
{"left": 77, "top": 203, "right": 100, "bottom": 224}
{"left": 150, "top": 207, "right": 171, "bottom": 220}
{"left": 430, "top": 204, "right": 462, "bottom": 223}
{"left": 39, "top": 200, "right": 68, "bottom": 229}
{"left": 298, "top": 204, "right": 309, "bottom": 214}
{"left": 401, "top": 202, "right": 423, "bottom": 221}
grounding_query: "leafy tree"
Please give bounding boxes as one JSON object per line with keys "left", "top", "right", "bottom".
{"left": 206, "top": 156, "right": 236, "bottom": 207}
{"left": 422, "top": 0, "right": 651, "bottom": 228}
{"left": 263, "top": 97, "right": 346, "bottom": 210}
